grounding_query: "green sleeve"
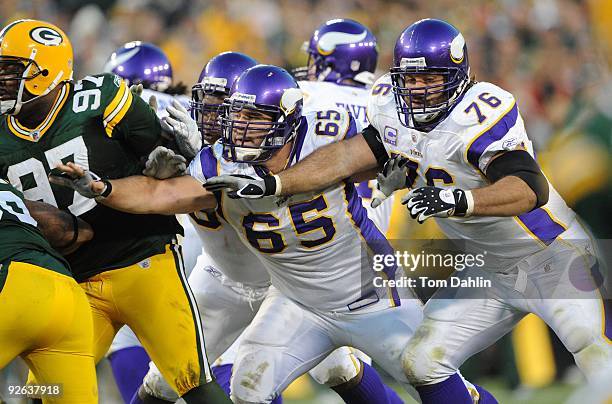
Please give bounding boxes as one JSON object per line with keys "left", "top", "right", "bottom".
{"left": 99, "top": 73, "right": 163, "bottom": 158}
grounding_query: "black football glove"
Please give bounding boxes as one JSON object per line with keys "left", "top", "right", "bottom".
{"left": 402, "top": 186, "right": 474, "bottom": 224}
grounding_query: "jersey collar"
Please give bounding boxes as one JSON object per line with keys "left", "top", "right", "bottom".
{"left": 7, "top": 83, "right": 71, "bottom": 142}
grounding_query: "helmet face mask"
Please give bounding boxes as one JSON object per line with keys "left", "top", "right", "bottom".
{"left": 292, "top": 49, "right": 319, "bottom": 81}
{"left": 0, "top": 56, "right": 48, "bottom": 114}
{"left": 391, "top": 19, "right": 471, "bottom": 132}
{"left": 220, "top": 99, "right": 294, "bottom": 163}
{"left": 191, "top": 52, "right": 258, "bottom": 146}
{"left": 390, "top": 66, "right": 468, "bottom": 130}
{"left": 219, "top": 64, "right": 303, "bottom": 164}
{"left": 191, "top": 84, "right": 226, "bottom": 144}
{"left": 0, "top": 20, "right": 73, "bottom": 115}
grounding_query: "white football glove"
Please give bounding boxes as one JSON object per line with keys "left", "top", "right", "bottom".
{"left": 143, "top": 146, "right": 187, "bottom": 179}
{"left": 129, "top": 83, "right": 144, "bottom": 97}
{"left": 48, "top": 163, "right": 108, "bottom": 199}
{"left": 162, "top": 100, "right": 202, "bottom": 159}
{"left": 371, "top": 156, "right": 410, "bottom": 208}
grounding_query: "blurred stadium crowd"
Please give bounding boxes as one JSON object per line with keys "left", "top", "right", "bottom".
{"left": 0, "top": 0, "right": 610, "bottom": 402}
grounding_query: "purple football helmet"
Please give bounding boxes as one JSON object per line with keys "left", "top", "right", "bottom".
{"left": 294, "top": 18, "right": 377, "bottom": 86}
{"left": 104, "top": 41, "right": 173, "bottom": 91}
{"left": 191, "top": 52, "right": 257, "bottom": 144}
{"left": 220, "top": 65, "right": 303, "bottom": 163}
{"left": 390, "top": 19, "right": 470, "bottom": 131}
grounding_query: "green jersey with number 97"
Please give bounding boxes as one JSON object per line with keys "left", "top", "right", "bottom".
{"left": 0, "top": 179, "right": 70, "bottom": 279}
{"left": 0, "top": 73, "right": 182, "bottom": 282}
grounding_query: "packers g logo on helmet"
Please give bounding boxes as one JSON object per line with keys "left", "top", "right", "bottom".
{"left": 29, "top": 27, "right": 63, "bottom": 46}
{"left": 0, "top": 19, "right": 73, "bottom": 115}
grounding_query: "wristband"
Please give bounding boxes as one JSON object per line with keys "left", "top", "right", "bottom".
{"left": 464, "top": 190, "right": 474, "bottom": 217}
{"left": 99, "top": 179, "right": 113, "bottom": 198}
{"left": 273, "top": 174, "right": 282, "bottom": 196}
{"left": 452, "top": 189, "right": 474, "bottom": 217}
{"left": 262, "top": 175, "right": 282, "bottom": 197}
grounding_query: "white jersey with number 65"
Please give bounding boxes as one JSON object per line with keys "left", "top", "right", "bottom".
{"left": 299, "top": 80, "right": 394, "bottom": 235}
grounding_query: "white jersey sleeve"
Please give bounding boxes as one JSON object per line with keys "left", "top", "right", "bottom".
{"left": 299, "top": 82, "right": 395, "bottom": 234}
{"left": 186, "top": 146, "right": 271, "bottom": 288}
{"left": 288, "top": 108, "right": 358, "bottom": 168}
{"left": 366, "top": 74, "right": 396, "bottom": 136}
{"left": 450, "top": 82, "right": 532, "bottom": 174}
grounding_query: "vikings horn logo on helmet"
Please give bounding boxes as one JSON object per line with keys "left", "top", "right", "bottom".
{"left": 317, "top": 30, "right": 368, "bottom": 55}
{"left": 279, "top": 88, "right": 302, "bottom": 114}
{"left": 450, "top": 33, "right": 465, "bottom": 64}
{"left": 29, "top": 27, "right": 63, "bottom": 46}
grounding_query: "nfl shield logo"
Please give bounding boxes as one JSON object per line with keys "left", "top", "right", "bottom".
{"left": 384, "top": 126, "right": 397, "bottom": 146}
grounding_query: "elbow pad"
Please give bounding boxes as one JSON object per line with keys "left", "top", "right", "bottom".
{"left": 485, "top": 150, "right": 549, "bottom": 209}
{"left": 361, "top": 125, "right": 389, "bottom": 168}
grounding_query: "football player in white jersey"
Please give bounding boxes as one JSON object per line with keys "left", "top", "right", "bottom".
{"left": 205, "top": 19, "right": 611, "bottom": 404}
{"left": 102, "top": 41, "right": 200, "bottom": 403}
{"left": 143, "top": 52, "right": 406, "bottom": 404}
{"left": 295, "top": 18, "right": 395, "bottom": 235}
{"left": 74, "top": 56, "right": 411, "bottom": 404}
{"left": 136, "top": 51, "right": 274, "bottom": 403}
{"left": 49, "top": 65, "right": 474, "bottom": 403}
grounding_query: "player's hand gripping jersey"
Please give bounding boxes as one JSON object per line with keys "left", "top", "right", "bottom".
{"left": 299, "top": 79, "right": 394, "bottom": 234}
{"left": 367, "top": 75, "right": 579, "bottom": 268}
{"left": 0, "top": 74, "right": 182, "bottom": 281}
{"left": 191, "top": 109, "right": 401, "bottom": 311}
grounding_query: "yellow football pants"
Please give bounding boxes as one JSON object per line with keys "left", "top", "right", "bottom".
{"left": 82, "top": 243, "right": 210, "bottom": 396}
{"left": 0, "top": 261, "right": 97, "bottom": 404}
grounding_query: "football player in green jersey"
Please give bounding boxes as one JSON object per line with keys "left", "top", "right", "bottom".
{"left": 0, "top": 19, "right": 230, "bottom": 403}
{"left": 0, "top": 179, "right": 97, "bottom": 403}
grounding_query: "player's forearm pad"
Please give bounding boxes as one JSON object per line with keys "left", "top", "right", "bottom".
{"left": 485, "top": 150, "right": 549, "bottom": 209}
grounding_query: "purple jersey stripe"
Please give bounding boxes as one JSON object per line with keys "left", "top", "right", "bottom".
{"left": 356, "top": 181, "right": 373, "bottom": 199}
{"left": 517, "top": 208, "right": 566, "bottom": 245}
{"left": 467, "top": 102, "right": 519, "bottom": 170}
{"left": 344, "top": 114, "right": 358, "bottom": 139}
{"left": 344, "top": 182, "right": 401, "bottom": 307}
{"left": 603, "top": 295, "right": 612, "bottom": 341}
{"left": 199, "top": 146, "right": 218, "bottom": 179}
{"left": 288, "top": 117, "right": 308, "bottom": 166}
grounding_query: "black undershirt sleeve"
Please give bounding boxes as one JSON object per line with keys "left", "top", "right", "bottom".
{"left": 485, "top": 150, "right": 549, "bottom": 209}
{"left": 361, "top": 124, "right": 389, "bottom": 169}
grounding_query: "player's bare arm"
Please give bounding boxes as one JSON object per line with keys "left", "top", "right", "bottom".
{"left": 204, "top": 133, "right": 379, "bottom": 198}
{"left": 49, "top": 162, "right": 216, "bottom": 215}
{"left": 470, "top": 150, "right": 544, "bottom": 216}
{"left": 279, "top": 134, "right": 379, "bottom": 194}
{"left": 24, "top": 200, "right": 94, "bottom": 255}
